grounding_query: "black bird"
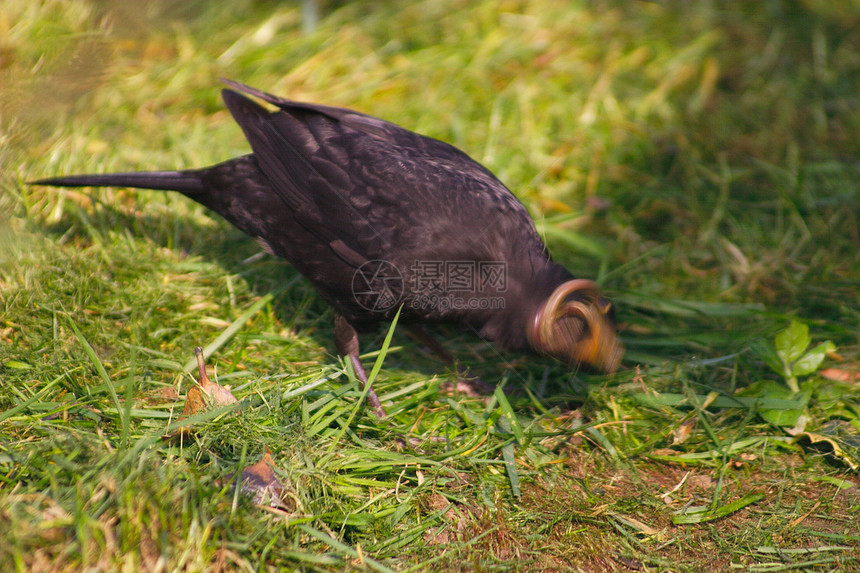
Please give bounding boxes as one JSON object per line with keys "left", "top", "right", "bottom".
{"left": 34, "top": 79, "right": 623, "bottom": 416}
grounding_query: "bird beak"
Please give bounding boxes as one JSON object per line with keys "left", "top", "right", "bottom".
{"left": 528, "top": 279, "right": 623, "bottom": 373}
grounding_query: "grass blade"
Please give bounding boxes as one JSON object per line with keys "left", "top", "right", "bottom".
{"left": 68, "top": 316, "right": 125, "bottom": 437}
{"left": 296, "top": 524, "right": 396, "bottom": 573}
{"left": 181, "top": 292, "right": 274, "bottom": 372}
{"left": 673, "top": 493, "right": 764, "bottom": 524}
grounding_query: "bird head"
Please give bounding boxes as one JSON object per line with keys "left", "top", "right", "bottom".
{"left": 528, "top": 279, "right": 623, "bottom": 373}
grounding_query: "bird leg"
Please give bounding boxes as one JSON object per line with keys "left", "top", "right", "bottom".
{"left": 407, "top": 325, "right": 496, "bottom": 396}
{"left": 333, "top": 314, "right": 386, "bottom": 418}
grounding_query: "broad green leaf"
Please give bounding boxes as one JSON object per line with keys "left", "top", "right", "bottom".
{"left": 792, "top": 341, "right": 835, "bottom": 377}
{"left": 751, "top": 339, "right": 784, "bottom": 377}
{"left": 762, "top": 407, "right": 806, "bottom": 428}
{"left": 812, "top": 380, "right": 859, "bottom": 421}
{"left": 742, "top": 380, "right": 811, "bottom": 427}
{"left": 775, "top": 321, "right": 811, "bottom": 365}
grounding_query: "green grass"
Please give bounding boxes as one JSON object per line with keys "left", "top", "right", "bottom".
{"left": 2, "top": 0, "right": 860, "bottom": 570}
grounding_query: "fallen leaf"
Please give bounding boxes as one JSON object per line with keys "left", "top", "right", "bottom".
{"left": 819, "top": 367, "right": 860, "bottom": 385}
{"left": 239, "top": 451, "right": 294, "bottom": 510}
{"left": 797, "top": 420, "right": 860, "bottom": 471}
{"left": 182, "top": 347, "right": 238, "bottom": 415}
{"left": 672, "top": 418, "right": 695, "bottom": 445}
{"left": 163, "top": 347, "right": 239, "bottom": 442}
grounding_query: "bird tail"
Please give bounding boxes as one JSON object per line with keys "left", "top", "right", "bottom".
{"left": 31, "top": 170, "right": 205, "bottom": 194}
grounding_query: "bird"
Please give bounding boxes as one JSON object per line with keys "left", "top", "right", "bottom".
{"left": 33, "top": 79, "right": 623, "bottom": 417}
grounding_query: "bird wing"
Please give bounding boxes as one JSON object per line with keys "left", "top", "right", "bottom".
{"left": 221, "top": 80, "right": 543, "bottom": 269}
{"left": 221, "top": 79, "right": 501, "bottom": 179}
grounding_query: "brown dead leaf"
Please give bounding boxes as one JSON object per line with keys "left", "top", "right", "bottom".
{"left": 163, "top": 347, "right": 238, "bottom": 442}
{"left": 182, "top": 346, "right": 238, "bottom": 415}
{"left": 182, "top": 386, "right": 208, "bottom": 416}
{"left": 240, "top": 451, "right": 294, "bottom": 510}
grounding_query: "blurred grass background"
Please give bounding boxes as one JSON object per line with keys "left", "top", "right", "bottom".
{"left": 1, "top": 0, "right": 859, "bottom": 570}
